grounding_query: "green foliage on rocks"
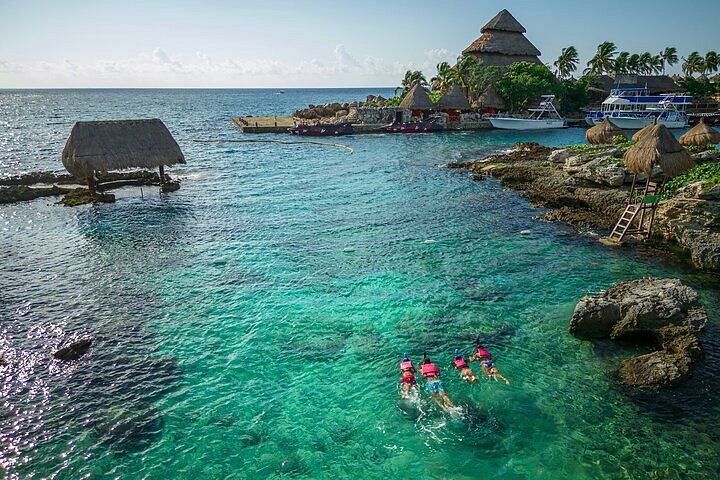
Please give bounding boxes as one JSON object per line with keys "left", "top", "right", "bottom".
{"left": 664, "top": 162, "right": 720, "bottom": 198}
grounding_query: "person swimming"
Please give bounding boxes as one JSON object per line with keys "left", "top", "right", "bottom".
{"left": 420, "top": 353, "right": 454, "bottom": 412}
{"left": 399, "top": 353, "right": 417, "bottom": 399}
{"left": 469, "top": 339, "right": 509, "bottom": 385}
{"left": 453, "top": 348, "right": 477, "bottom": 383}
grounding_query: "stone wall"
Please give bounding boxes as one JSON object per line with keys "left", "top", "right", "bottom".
{"left": 346, "top": 107, "right": 409, "bottom": 125}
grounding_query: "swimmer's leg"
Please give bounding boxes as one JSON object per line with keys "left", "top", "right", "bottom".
{"left": 439, "top": 391, "right": 453, "bottom": 408}
{"left": 430, "top": 393, "right": 450, "bottom": 412}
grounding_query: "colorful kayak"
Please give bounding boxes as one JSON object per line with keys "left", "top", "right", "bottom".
{"left": 288, "top": 122, "right": 353, "bottom": 136}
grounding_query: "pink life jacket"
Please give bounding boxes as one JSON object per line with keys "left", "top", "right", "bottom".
{"left": 476, "top": 347, "right": 492, "bottom": 359}
{"left": 400, "top": 360, "right": 414, "bottom": 372}
{"left": 421, "top": 362, "right": 440, "bottom": 377}
{"left": 454, "top": 357, "right": 468, "bottom": 369}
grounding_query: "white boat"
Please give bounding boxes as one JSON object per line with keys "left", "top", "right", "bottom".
{"left": 585, "top": 88, "right": 692, "bottom": 129}
{"left": 489, "top": 95, "right": 566, "bottom": 130}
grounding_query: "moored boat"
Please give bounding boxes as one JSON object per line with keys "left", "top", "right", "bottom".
{"left": 585, "top": 88, "right": 692, "bottom": 129}
{"left": 288, "top": 122, "right": 353, "bottom": 136}
{"left": 489, "top": 95, "right": 566, "bottom": 130}
{"left": 384, "top": 115, "right": 444, "bottom": 133}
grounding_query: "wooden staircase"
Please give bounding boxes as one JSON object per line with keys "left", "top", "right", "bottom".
{"left": 607, "top": 178, "right": 664, "bottom": 243}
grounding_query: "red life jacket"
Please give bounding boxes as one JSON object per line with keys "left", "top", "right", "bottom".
{"left": 400, "top": 360, "right": 414, "bottom": 372}
{"left": 476, "top": 347, "right": 492, "bottom": 359}
{"left": 421, "top": 362, "right": 440, "bottom": 377}
{"left": 454, "top": 357, "right": 468, "bottom": 369}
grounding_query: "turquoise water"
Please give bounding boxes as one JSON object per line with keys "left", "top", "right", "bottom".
{"left": 1, "top": 89, "right": 719, "bottom": 479}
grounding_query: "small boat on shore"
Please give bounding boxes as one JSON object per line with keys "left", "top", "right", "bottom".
{"left": 384, "top": 115, "right": 444, "bottom": 133}
{"left": 288, "top": 122, "right": 353, "bottom": 136}
{"left": 489, "top": 95, "right": 565, "bottom": 130}
{"left": 585, "top": 88, "right": 692, "bottom": 129}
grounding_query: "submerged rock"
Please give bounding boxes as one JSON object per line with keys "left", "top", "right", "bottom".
{"left": 53, "top": 337, "right": 93, "bottom": 361}
{"left": 570, "top": 278, "right": 707, "bottom": 388}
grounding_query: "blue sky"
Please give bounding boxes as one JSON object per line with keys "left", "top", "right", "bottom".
{"left": 1, "top": 0, "right": 718, "bottom": 88}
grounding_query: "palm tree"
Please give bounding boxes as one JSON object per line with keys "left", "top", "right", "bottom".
{"left": 638, "top": 52, "right": 653, "bottom": 75}
{"left": 682, "top": 52, "right": 704, "bottom": 77}
{"left": 395, "top": 70, "right": 428, "bottom": 95}
{"left": 627, "top": 54, "right": 641, "bottom": 75}
{"left": 553, "top": 46, "right": 579, "bottom": 80}
{"left": 585, "top": 41, "right": 617, "bottom": 75}
{"left": 430, "top": 62, "right": 457, "bottom": 91}
{"left": 613, "top": 52, "right": 630, "bottom": 75}
{"left": 704, "top": 51, "right": 719, "bottom": 76}
{"left": 454, "top": 55, "right": 480, "bottom": 89}
{"left": 650, "top": 55, "right": 663, "bottom": 75}
{"left": 660, "top": 47, "right": 678, "bottom": 74}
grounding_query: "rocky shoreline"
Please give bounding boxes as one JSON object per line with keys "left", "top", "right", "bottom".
{"left": 448, "top": 142, "right": 720, "bottom": 273}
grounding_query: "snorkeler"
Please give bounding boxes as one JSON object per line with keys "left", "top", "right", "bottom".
{"left": 399, "top": 353, "right": 418, "bottom": 399}
{"left": 420, "top": 353, "right": 454, "bottom": 412}
{"left": 453, "top": 349, "right": 477, "bottom": 383}
{"left": 469, "top": 339, "right": 509, "bottom": 385}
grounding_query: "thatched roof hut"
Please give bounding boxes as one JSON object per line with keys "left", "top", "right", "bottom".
{"left": 586, "top": 118, "right": 626, "bottom": 145}
{"left": 399, "top": 84, "right": 435, "bottom": 110}
{"left": 62, "top": 119, "right": 185, "bottom": 179}
{"left": 631, "top": 119, "right": 658, "bottom": 142}
{"left": 595, "top": 75, "right": 678, "bottom": 95}
{"left": 476, "top": 84, "right": 505, "bottom": 110}
{"left": 679, "top": 118, "right": 720, "bottom": 146}
{"left": 438, "top": 84, "right": 471, "bottom": 110}
{"left": 624, "top": 124, "right": 695, "bottom": 178}
{"left": 462, "top": 9, "right": 541, "bottom": 67}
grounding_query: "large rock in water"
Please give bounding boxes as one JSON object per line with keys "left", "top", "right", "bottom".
{"left": 53, "top": 338, "right": 92, "bottom": 361}
{"left": 570, "top": 278, "right": 707, "bottom": 388}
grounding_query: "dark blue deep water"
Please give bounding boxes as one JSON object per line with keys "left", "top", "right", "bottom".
{"left": 1, "top": 89, "right": 719, "bottom": 479}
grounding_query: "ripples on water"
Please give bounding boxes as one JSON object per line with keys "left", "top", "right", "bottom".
{"left": 1, "top": 89, "right": 719, "bottom": 479}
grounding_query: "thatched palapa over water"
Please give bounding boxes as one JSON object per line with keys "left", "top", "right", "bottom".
{"left": 624, "top": 124, "right": 695, "bottom": 178}
{"left": 679, "top": 118, "right": 720, "bottom": 146}
{"left": 437, "top": 84, "right": 471, "bottom": 111}
{"left": 399, "top": 84, "right": 435, "bottom": 110}
{"left": 62, "top": 119, "right": 185, "bottom": 179}
{"left": 586, "top": 118, "right": 626, "bottom": 145}
{"left": 462, "top": 9, "right": 541, "bottom": 67}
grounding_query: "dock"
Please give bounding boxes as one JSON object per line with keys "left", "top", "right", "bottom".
{"left": 232, "top": 116, "right": 294, "bottom": 133}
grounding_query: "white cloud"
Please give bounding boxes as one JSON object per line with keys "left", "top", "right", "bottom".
{"left": 0, "top": 44, "right": 457, "bottom": 87}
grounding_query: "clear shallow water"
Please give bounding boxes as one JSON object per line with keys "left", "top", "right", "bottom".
{"left": 1, "top": 89, "right": 719, "bottom": 479}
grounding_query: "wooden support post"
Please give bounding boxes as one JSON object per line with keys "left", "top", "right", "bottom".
{"left": 159, "top": 165, "right": 165, "bottom": 186}
{"left": 87, "top": 171, "right": 97, "bottom": 197}
{"left": 637, "top": 176, "right": 651, "bottom": 237}
{"left": 646, "top": 177, "right": 667, "bottom": 239}
{"left": 628, "top": 174, "right": 637, "bottom": 204}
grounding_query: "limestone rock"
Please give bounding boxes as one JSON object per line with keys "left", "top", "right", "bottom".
{"left": 574, "top": 156, "right": 626, "bottom": 187}
{"left": 549, "top": 149, "right": 572, "bottom": 164}
{"left": 53, "top": 337, "right": 92, "bottom": 361}
{"left": 570, "top": 278, "right": 707, "bottom": 389}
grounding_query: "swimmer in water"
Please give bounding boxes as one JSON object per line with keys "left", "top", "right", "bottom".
{"left": 420, "top": 353, "right": 454, "bottom": 412}
{"left": 399, "top": 353, "right": 417, "bottom": 399}
{"left": 469, "top": 340, "right": 509, "bottom": 385}
{"left": 453, "top": 348, "right": 477, "bottom": 383}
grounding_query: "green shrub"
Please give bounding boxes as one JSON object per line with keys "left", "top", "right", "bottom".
{"left": 685, "top": 144, "right": 717, "bottom": 153}
{"left": 663, "top": 162, "right": 720, "bottom": 198}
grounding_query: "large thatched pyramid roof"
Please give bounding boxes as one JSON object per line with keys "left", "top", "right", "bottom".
{"left": 462, "top": 9, "right": 541, "bottom": 66}
{"left": 438, "top": 84, "right": 471, "bottom": 110}
{"left": 399, "top": 84, "right": 435, "bottom": 110}
{"left": 62, "top": 119, "right": 185, "bottom": 179}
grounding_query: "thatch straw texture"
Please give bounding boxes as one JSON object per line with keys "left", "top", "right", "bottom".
{"left": 463, "top": 30, "right": 541, "bottom": 57}
{"left": 624, "top": 124, "right": 695, "bottom": 178}
{"left": 679, "top": 118, "right": 720, "bottom": 146}
{"left": 631, "top": 119, "right": 658, "bottom": 142}
{"left": 476, "top": 85, "right": 505, "bottom": 109}
{"left": 438, "top": 84, "right": 471, "bottom": 110}
{"left": 481, "top": 9, "right": 526, "bottom": 33}
{"left": 586, "top": 118, "right": 626, "bottom": 145}
{"left": 399, "top": 84, "right": 435, "bottom": 110}
{"left": 62, "top": 119, "right": 185, "bottom": 178}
